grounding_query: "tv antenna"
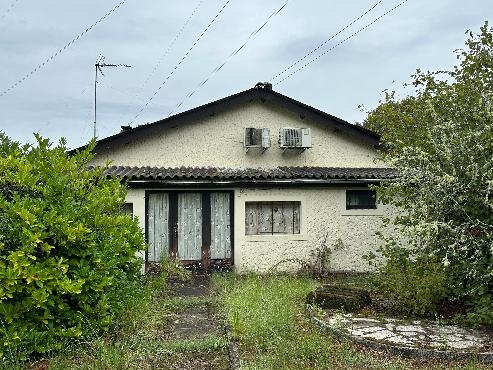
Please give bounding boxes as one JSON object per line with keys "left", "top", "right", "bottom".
{"left": 93, "top": 54, "right": 131, "bottom": 138}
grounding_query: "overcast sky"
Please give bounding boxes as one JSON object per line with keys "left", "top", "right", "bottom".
{"left": 0, "top": 0, "right": 491, "bottom": 149}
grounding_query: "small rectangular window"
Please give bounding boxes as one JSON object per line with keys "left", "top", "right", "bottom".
{"left": 245, "top": 201, "right": 300, "bottom": 235}
{"left": 122, "top": 202, "right": 134, "bottom": 216}
{"left": 346, "top": 190, "right": 377, "bottom": 210}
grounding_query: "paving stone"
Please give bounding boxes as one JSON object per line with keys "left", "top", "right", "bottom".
{"left": 350, "top": 326, "right": 385, "bottom": 336}
{"left": 428, "top": 334, "right": 445, "bottom": 342}
{"left": 386, "top": 335, "right": 414, "bottom": 345}
{"left": 385, "top": 323, "right": 396, "bottom": 331}
{"left": 357, "top": 328, "right": 396, "bottom": 341}
{"left": 434, "top": 325, "right": 462, "bottom": 335}
{"left": 351, "top": 317, "right": 383, "bottom": 324}
{"left": 400, "top": 331, "right": 422, "bottom": 337}
{"left": 447, "top": 340, "right": 482, "bottom": 350}
{"left": 395, "top": 325, "right": 426, "bottom": 333}
{"left": 171, "top": 306, "right": 221, "bottom": 340}
{"left": 323, "top": 312, "right": 490, "bottom": 354}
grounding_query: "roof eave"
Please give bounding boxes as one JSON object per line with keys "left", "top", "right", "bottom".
{"left": 126, "top": 178, "right": 391, "bottom": 187}
{"left": 70, "top": 86, "right": 381, "bottom": 153}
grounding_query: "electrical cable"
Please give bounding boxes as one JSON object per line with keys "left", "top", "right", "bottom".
{"left": 168, "top": 0, "right": 289, "bottom": 117}
{"left": 129, "top": 0, "right": 232, "bottom": 125}
{"left": 0, "top": 0, "right": 127, "bottom": 97}
{"left": 269, "top": 0, "right": 383, "bottom": 83}
{"left": 133, "top": 0, "right": 204, "bottom": 103}
{"left": 0, "top": 0, "right": 20, "bottom": 22}
{"left": 274, "top": 0, "right": 409, "bottom": 86}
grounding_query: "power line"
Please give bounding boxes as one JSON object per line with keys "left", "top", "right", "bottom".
{"left": 269, "top": 0, "right": 383, "bottom": 83}
{"left": 129, "top": 0, "right": 232, "bottom": 125}
{"left": 0, "top": 0, "right": 20, "bottom": 22}
{"left": 274, "top": 0, "right": 409, "bottom": 86}
{"left": 0, "top": 0, "right": 127, "bottom": 97}
{"left": 167, "top": 0, "right": 289, "bottom": 117}
{"left": 133, "top": 0, "right": 204, "bottom": 103}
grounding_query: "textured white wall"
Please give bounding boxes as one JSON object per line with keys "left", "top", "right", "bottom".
{"left": 94, "top": 101, "right": 390, "bottom": 273}
{"left": 90, "top": 101, "right": 381, "bottom": 168}
{"left": 234, "top": 187, "right": 386, "bottom": 273}
{"left": 125, "top": 186, "right": 386, "bottom": 273}
{"left": 125, "top": 188, "right": 146, "bottom": 272}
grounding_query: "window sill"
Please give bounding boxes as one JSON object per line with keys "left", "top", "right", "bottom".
{"left": 341, "top": 209, "right": 384, "bottom": 216}
{"left": 245, "top": 233, "right": 308, "bottom": 242}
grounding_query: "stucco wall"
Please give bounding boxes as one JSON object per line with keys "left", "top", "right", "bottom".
{"left": 125, "top": 186, "right": 386, "bottom": 273}
{"left": 234, "top": 186, "right": 386, "bottom": 273}
{"left": 125, "top": 188, "right": 147, "bottom": 272}
{"left": 90, "top": 101, "right": 381, "bottom": 168}
{"left": 94, "top": 101, "right": 390, "bottom": 273}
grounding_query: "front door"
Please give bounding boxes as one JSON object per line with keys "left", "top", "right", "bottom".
{"left": 147, "top": 191, "right": 232, "bottom": 267}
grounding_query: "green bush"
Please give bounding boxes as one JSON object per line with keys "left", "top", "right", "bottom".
{"left": 364, "top": 23, "right": 493, "bottom": 325}
{"left": 0, "top": 133, "right": 145, "bottom": 360}
{"left": 370, "top": 244, "right": 448, "bottom": 317}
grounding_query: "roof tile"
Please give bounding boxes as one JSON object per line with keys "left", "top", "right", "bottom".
{"left": 102, "top": 166, "right": 397, "bottom": 182}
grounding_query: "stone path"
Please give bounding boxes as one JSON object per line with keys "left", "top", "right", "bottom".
{"left": 315, "top": 312, "right": 493, "bottom": 362}
{"left": 168, "top": 274, "right": 224, "bottom": 341}
{"left": 165, "top": 274, "right": 234, "bottom": 370}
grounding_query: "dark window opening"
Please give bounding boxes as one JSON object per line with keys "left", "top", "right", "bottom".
{"left": 122, "top": 202, "right": 134, "bottom": 216}
{"left": 346, "top": 190, "right": 377, "bottom": 210}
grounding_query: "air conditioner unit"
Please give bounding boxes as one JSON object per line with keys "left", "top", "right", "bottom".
{"left": 279, "top": 128, "right": 312, "bottom": 149}
{"left": 244, "top": 128, "right": 270, "bottom": 151}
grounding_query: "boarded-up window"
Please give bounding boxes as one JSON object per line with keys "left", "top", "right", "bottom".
{"left": 245, "top": 201, "right": 300, "bottom": 235}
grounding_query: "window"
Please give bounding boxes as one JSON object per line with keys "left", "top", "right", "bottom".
{"left": 346, "top": 190, "right": 377, "bottom": 210}
{"left": 122, "top": 202, "right": 134, "bottom": 216}
{"left": 245, "top": 201, "right": 300, "bottom": 235}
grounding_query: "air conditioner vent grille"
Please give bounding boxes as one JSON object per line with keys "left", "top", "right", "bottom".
{"left": 244, "top": 128, "right": 270, "bottom": 149}
{"left": 279, "top": 128, "right": 312, "bottom": 149}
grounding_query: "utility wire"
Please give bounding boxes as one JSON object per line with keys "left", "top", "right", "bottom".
{"left": 0, "top": 0, "right": 127, "bottom": 97}
{"left": 133, "top": 0, "right": 204, "bottom": 103}
{"left": 274, "top": 0, "right": 409, "bottom": 86}
{"left": 129, "top": 0, "right": 232, "bottom": 125}
{"left": 168, "top": 0, "right": 289, "bottom": 117}
{"left": 0, "top": 0, "right": 20, "bottom": 22}
{"left": 270, "top": 0, "right": 383, "bottom": 83}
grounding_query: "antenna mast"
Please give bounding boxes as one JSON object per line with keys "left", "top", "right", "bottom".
{"left": 93, "top": 54, "right": 131, "bottom": 138}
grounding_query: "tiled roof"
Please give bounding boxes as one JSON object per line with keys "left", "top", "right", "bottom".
{"left": 102, "top": 166, "right": 397, "bottom": 182}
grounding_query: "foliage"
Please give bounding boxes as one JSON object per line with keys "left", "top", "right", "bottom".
{"left": 0, "top": 133, "right": 145, "bottom": 360}
{"left": 370, "top": 244, "right": 448, "bottom": 316}
{"left": 269, "top": 236, "right": 344, "bottom": 277}
{"left": 363, "top": 23, "right": 493, "bottom": 324}
{"left": 214, "top": 273, "right": 485, "bottom": 370}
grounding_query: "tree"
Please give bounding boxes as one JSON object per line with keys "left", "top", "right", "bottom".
{"left": 0, "top": 134, "right": 145, "bottom": 359}
{"left": 364, "top": 22, "right": 493, "bottom": 324}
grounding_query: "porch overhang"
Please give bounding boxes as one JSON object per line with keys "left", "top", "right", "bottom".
{"left": 100, "top": 165, "right": 398, "bottom": 188}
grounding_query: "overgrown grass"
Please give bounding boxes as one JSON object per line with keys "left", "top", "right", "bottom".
{"left": 213, "top": 273, "right": 490, "bottom": 370}
{"left": 6, "top": 264, "right": 228, "bottom": 370}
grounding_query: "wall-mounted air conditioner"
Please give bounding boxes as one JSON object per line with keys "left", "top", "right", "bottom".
{"left": 279, "top": 128, "right": 312, "bottom": 150}
{"left": 244, "top": 128, "right": 270, "bottom": 152}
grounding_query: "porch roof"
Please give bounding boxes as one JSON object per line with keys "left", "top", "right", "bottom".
{"left": 101, "top": 166, "right": 397, "bottom": 184}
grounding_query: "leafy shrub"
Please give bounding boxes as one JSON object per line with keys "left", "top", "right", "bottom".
{"left": 370, "top": 244, "right": 448, "bottom": 316}
{"left": 0, "top": 133, "right": 145, "bottom": 360}
{"left": 364, "top": 23, "right": 493, "bottom": 325}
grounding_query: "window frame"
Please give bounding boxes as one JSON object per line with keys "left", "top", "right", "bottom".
{"left": 122, "top": 202, "right": 134, "bottom": 216}
{"left": 345, "top": 190, "right": 377, "bottom": 210}
{"left": 245, "top": 201, "right": 301, "bottom": 235}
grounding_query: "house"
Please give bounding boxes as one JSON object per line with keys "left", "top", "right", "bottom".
{"left": 84, "top": 82, "right": 397, "bottom": 273}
